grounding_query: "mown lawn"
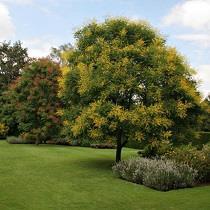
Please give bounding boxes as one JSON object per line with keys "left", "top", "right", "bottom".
{"left": 0, "top": 141, "right": 210, "bottom": 210}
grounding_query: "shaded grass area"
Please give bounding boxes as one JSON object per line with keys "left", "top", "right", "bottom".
{"left": 0, "top": 141, "right": 210, "bottom": 210}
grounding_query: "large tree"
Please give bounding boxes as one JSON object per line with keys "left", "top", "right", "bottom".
{"left": 60, "top": 18, "right": 202, "bottom": 162}
{"left": 0, "top": 41, "right": 29, "bottom": 94}
{"left": 0, "top": 41, "right": 29, "bottom": 135}
{"left": 8, "top": 59, "right": 61, "bottom": 143}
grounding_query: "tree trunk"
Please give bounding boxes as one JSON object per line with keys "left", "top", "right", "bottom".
{"left": 115, "top": 132, "right": 127, "bottom": 162}
{"left": 116, "top": 142, "right": 122, "bottom": 162}
{"left": 35, "top": 139, "right": 40, "bottom": 145}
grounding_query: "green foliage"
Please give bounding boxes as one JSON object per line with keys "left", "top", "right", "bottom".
{"left": 140, "top": 140, "right": 172, "bottom": 157}
{"left": 191, "top": 132, "right": 210, "bottom": 148}
{"left": 19, "top": 132, "right": 38, "bottom": 144}
{"left": 200, "top": 94, "right": 210, "bottom": 132}
{"left": 49, "top": 43, "right": 72, "bottom": 64}
{"left": 54, "top": 137, "right": 71, "bottom": 145}
{"left": 60, "top": 18, "right": 202, "bottom": 161}
{"left": 7, "top": 59, "right": 61, "bottom": 143}
{"left": 0, "top": 86, "right": 19, "bottom": 136}
{"left": 165, "top": 144, "right": 210, "bottom": 182}
{"left": 79, "top": 138, "right": 91, "bottom": 147}
{"left": 126, "top": 139, "right": 144, "bottom": 149}
{"left": 0, "top": 41, "right": 29, "bottom": 93}
{"left": 0, "top": 41, "right": 29, "bottom": 135}
{"left": 112, "top": 157, "right": 197, "bottom": 191}
{"left": 199, "top": 132, "right": 210, "bottom": 144}
{"left": 0, "top": 123, "right": 9, "bottom": 139}
{"left": 128, "top": 131, "right": 210, "bottom": 149}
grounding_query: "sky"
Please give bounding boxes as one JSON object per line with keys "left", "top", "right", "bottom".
{"left": 0, "top": 0, "right": 209, "bottom": 97}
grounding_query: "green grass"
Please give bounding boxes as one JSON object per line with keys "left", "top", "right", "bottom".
{"left": 0, "top": 141, "right": 210, "bottom": 210}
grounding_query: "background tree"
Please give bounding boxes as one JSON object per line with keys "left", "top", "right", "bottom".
{"left": 59, "top": 18, "right": 202, "bottom": 162}
{"left": 9, "top": 59, "right": 61, "bottom": 144}
{"left": 49, "top": 43, "right": 73, "bottom": 64}
{"left": 0, "top": 41, "right": 29, "bottom": 94}
{"left": 0, "top": 41, "right": 29, "bottom": 135}
{"left": 0, "top": 85, "right": 19, "bottom": 136}
{"left": 200, "top": 94, "right": 210, "bottom": 132}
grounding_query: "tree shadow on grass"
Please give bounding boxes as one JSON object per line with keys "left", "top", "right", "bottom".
{"left": 74, "top": 159, "right": 115, "bottom": 172}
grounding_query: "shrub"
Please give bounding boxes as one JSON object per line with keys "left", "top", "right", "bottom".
{"left": 165, "top": 144, "right": 210, "bottom": 182}
{"left": 193, "top": 132, "right": 210, "bottom": 148}
{"left": 142, "top": 159, "right": 197, "bottom": 191}
{"left": 80, "top": 139, "right": 91, "bottom": 147}
{"left": 178, "top": 132, "right": 210, "bottom": 149}
{"left": 55, "top": 138, "right": 91, "bottom": 146}
{"left": 202, "top": 144, "right": 210, "bottom": 180}
{"left": 6, "top": 136, "right": 25, "bottom": 144}
{"left": 112, "top": 157, "right": 197, "bottom": 191}
{"left": 46, "top": 140, "right": 56, "bottom": 144}
{"left": 71, "top": 139, "right": 80, "bottom": 146}
{"left": 90, "top": 143, "right": 116, "bottom": 149}
{"left": 19, "top": 132, "right": 36, "bottom": 144}
{"left": 6, "top": 135, "right": 37, "bottom": 144}
{"left": 113, "top": 157, "right": 149, "bottom": 183}
{"left": 0, "top": 123, "right": 9, "bottom": 139}
{"left": 55, "top": 138, "right": 71, "bottom": 145}
{"left": 140, "top": 140, "right": 172, "bottom": 158}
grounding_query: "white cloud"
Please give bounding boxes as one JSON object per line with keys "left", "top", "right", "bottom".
{"left": 39, "top": 6, "right": 52, "bottom": 15}
{"left": 162, "top": 0, "right": 210, "bottom": 49}
{"left": 22, "top": 37, "right": 61, "bottom": 58}
{"left": 163, "top": 0, "right": 210, "bottom": 31}
{"left": 0, "top": 0, "right": 33, "bottom": 5}
{"left": 196, "top": 64, "right": 210, "bottom": 97}
{"left": 174, "top": 33, "right": 210, "bottom": 47}
{"left": 0, "top": 2, "right": 15, "bottom": 41}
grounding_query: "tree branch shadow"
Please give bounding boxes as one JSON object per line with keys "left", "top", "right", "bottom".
{"left": 74, "top": 159, "right": 115, "bottom": 172}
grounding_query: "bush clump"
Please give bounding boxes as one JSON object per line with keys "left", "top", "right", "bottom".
{"left": 0, "top": 123, "right": 9, "bottom": 139}
{"left": 140, "top": 140, "right": 172, "bottom": 158}
{"left": 142, "top": 159, "right": 197, "bottom": 191}
{"left": 112, "top": 157, "right": 197, "bottom": 191}
{"left": 165, "top": 144, "right": 210, "bottom": 182}
{"left": 90, "top": 143, "right": 116, "bottom": 149}
{"left": 19, "top": 132, "right": 37, "bottom": 144}
{"left": 6, "top": 136, "right": 25, "bottom": 144}
{"left": 193, "top": 132, "right": 210, "bottom": 148}
{"left": 55, "top": 138, "right": 71, "bottom": 145}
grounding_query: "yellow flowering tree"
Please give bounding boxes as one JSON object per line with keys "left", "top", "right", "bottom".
{"left": 60, "top": 18, "right": 202, "bottom": 162}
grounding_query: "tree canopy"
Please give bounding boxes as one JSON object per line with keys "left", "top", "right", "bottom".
{"left": 49, "top": 43, "right": 73, "bottom": 64}
{"left": 201, "top": 94, "right": 210, "bottom": 132}
{"left": 0, "top": 41, "right": 29, "bottom": 94}
{"left": 59, "top": 18, "right": 202, "bottom": 162}
{"left": 0, "top": 41, "right": 29, "bottom": 135}
{"left": 3, "top": 59, "right": 61, "bottom": 143}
